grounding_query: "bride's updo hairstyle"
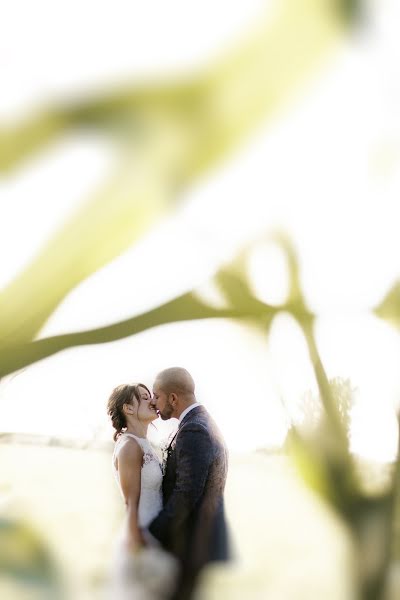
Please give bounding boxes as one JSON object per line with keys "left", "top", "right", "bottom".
{"left": 107, "top": 383, "right": 151, "bottom": 441}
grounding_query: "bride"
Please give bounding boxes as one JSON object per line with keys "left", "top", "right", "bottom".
{"left": 107, "top": 383, "right": 177, "bottom": 600}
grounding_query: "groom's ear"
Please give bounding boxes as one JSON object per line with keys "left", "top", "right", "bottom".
{"left": 169, "top": 392, "right": 178, "bottom": 406}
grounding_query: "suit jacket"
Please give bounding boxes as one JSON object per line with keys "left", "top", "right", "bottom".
{"left": 149, "top": 405, "right": 230, "bottom": 572}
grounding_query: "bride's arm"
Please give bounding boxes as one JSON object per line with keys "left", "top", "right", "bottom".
{"left": 117, "top": 440, "right": 145, "bottom": 552}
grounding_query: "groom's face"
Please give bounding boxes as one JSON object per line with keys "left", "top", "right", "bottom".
{"left": 152, "top": 382, "right": 174, "bottom": 420}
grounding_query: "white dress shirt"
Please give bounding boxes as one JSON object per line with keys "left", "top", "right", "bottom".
{"left": 179, "top": 402, "right": 201, "bottom": 423}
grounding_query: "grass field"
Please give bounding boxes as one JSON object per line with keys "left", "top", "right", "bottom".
{"left": 0, "top": 443, "right": 398, "bottom": 599}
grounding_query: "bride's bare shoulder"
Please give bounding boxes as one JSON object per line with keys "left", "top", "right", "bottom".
{"left": 115, "top": 436, "right": 143, "bottom": 470}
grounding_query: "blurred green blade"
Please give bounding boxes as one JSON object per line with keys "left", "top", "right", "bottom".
{"left": 0, "top": 0, "right": 357, "bottom": 368}
{"left": 0, "top": 294, "right": 227, "bottom": 376}
{"left": 286, "top": 426, "right": 338, "bottom": 503}
{"left": 0, "top": 0, "right": 353, "bottom": 174}
{"left": 187, "top": 0, "right": 352, "bottom": 177}
{"left": 374, "top": 281, "right": 400, "bottom": 329}
{"left": 339, "top": 0, "right": 362, "bottom": 23}
{"left": 271, "top": 235, "right": 349, "bottom": 449}
{"left": 0, "top": 518, "right": 63, "bottom": 599}
{"left": 0, "top": 112, "right": 67, "bottom": 173}
{"left": 0, "top": 260, "right": 277, "bottom": 376}
{"left": 0, "top": 155, "right": 170, "bottom": 348}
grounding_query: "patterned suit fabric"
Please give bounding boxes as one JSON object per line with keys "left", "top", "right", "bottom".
{"left": 149, "top": 405, "right": 230, "bottom": 576}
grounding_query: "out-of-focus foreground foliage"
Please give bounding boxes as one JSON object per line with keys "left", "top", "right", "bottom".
{"left": 0, "top": 517, "right": 64, "bottom": 600}
{"left": 0, "top": 0, "right": 355, "bottom": 372}
{"left": 2, "top": 0, "right": 400, "bottom": 599}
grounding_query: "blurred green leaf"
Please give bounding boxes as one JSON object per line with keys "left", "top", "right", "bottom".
{"left": 0, "top": 257, "right": 275, "bottom": 377}
{"left": 374, "top": 281, "right": 400, "bottom": 329}
{"left": 0, "top": 112, "right": 67, "bottom": 173}
{"left": 269, "top": 232, "right": 305, "bottom": 310}
{"left": 270, "top": 235, "right": 350, "bottom": 449}
{"left": 0, "top": 0, "right": 353, "bottom": 174}
{"left": 300, "top": 320, "right": 350, "bottom": 448}
{"left": 339, "top": 0, "right": 362, "bottom": 24}
{"left": 285, "top": 426, "right": 339, "bottom": 502}
{"left": 0, "top": 154, "right": 171, "bottom": 349}
{"left": 0, "top": 233, "right": 316, "bottom": 376}
{"left": 286, "top": 408, "right": 359, "bottom": 516}
{"left": 0, "top": 517, "right": 63, "bottom": 599}
{"left": 0, "top": 0, "right": 356, "bottom": 368}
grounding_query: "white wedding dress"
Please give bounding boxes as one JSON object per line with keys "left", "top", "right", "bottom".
{"left": 113, "top": 433, "right": 163, "bottom": 528}
{"left": 110, "top": 433, "right": 178, "bottom": 600}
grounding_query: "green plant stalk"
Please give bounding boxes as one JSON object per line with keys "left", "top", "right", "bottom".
{"left": 0, "top": 288, "right": 272, "bottom": 377}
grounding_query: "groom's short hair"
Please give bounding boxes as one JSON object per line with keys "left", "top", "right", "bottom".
{"left": 155, "top": 367, "right": 195, "bottom": 397}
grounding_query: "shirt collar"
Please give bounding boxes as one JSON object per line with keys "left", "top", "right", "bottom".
{"left": 179, "top": 402, "right": 201, "bottom": 423}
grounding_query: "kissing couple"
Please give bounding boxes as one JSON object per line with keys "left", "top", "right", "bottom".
{"left": 107, "top": 367, "right": 230, "bottom": 600}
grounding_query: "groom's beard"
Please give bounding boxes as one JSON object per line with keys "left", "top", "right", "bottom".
{"left": 159, "top": 400, "right": 174, "bottom": 420}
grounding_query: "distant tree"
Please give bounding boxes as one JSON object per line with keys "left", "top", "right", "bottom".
{"left": 329, "top": 376, "right": 358, "bottom": 438}
{"left": 296, "top": 387, "right": 322, "bottom": 433}
{"left": 293, "top": 376, "right": 357, "bottom": 440}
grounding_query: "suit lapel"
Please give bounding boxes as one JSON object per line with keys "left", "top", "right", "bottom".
{"left": 167, "top": 428, "right": 179, "bottom": 450}
{"left": 179, "top": 404, "right": 203, "bottom": 429}
{"left": 162, "top": 406, "right": 205, "bottom": 499}
{"left": 166, "top": 405, "right": 204, "bottom": 450}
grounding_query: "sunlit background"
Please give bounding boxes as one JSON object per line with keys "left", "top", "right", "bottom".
{"left": 2, "top": 1, "right": 400, "bottom": 599}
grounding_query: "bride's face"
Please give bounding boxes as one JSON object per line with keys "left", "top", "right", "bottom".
{"left": 136, "top": 385, "right": 158, "bottom": 423}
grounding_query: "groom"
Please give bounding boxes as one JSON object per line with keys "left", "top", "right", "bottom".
{"left": 148, "top": 367, "right": 230, "bottom": 600}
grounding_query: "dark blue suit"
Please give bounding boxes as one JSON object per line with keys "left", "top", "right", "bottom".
{"left": 149, "top": 405, "right": 230, "bottom": 598}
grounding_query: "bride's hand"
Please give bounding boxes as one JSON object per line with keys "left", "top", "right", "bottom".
{"left": 125, "top": 530, "right": 146, "bottom": 555}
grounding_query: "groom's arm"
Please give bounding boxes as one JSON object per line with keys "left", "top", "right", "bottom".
{"left": 148, "top": 423, "right": 212, "bottom": 547}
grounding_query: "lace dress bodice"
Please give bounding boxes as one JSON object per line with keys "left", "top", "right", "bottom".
{"left": 112, "top": 433, "right": 163, "bottom": 527}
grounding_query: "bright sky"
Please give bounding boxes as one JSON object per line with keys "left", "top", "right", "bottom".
{"left": 1, "top": 0, "right": 400, "bottom": 460}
